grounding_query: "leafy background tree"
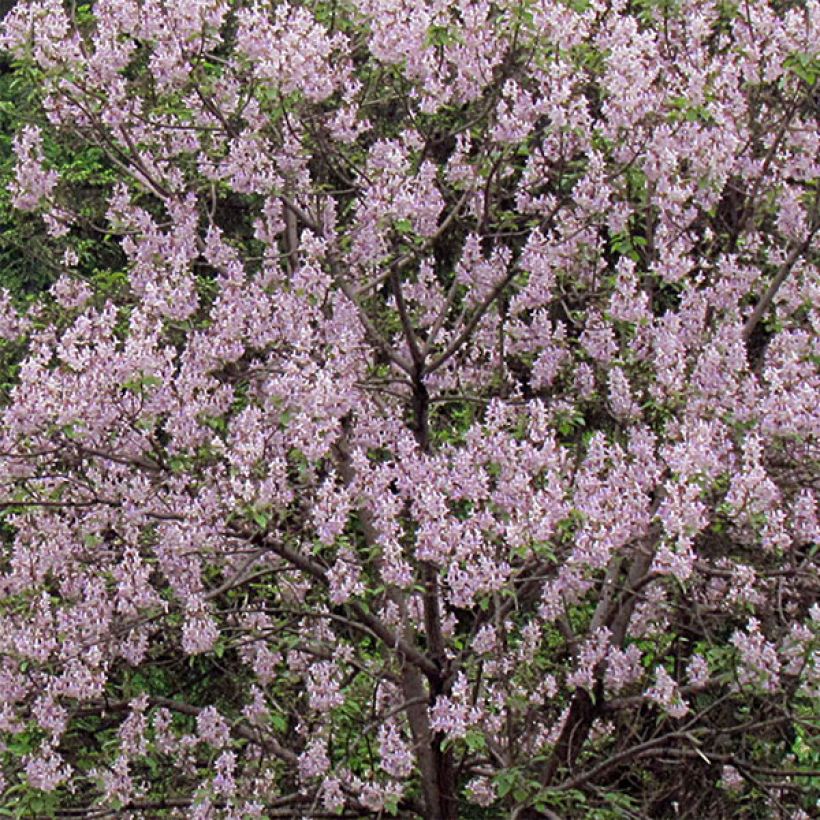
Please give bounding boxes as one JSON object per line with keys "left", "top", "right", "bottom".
{"left": 0, "top": 1, "right": 817, "bottom": 818}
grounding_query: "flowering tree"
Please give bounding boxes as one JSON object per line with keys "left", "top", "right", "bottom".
{"left": 0, "top": 0, "right": 818, "bottom": 817}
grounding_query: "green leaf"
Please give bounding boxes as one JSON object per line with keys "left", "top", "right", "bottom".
{"left": 784, "top": 51, "right": 819, "bottom": 86}
{"left": 251, "top": 508, "right": 270, "bottom": 529}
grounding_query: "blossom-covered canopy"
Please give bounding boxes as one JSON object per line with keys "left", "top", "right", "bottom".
{"left": 0, "top": 0, "right": 817, "bottom": 817}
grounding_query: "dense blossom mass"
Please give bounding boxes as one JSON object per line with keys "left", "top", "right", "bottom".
{"left": 0, "top": 0, "right": 817, "bottom": 817}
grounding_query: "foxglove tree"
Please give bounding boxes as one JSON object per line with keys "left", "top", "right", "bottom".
{"left": 0, "top": 0, "right": 818, "bottom": 817}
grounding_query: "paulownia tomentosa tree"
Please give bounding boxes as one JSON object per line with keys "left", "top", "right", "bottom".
{"left": 0, "top": 1, "right": 818, "bottom": 817}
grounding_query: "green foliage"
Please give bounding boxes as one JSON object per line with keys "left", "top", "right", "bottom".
{"left": 0, "top": 57, "right": 124, "bottom": 299}
{"left": 784, "top": 51, "right": 820, "bottom": 87}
